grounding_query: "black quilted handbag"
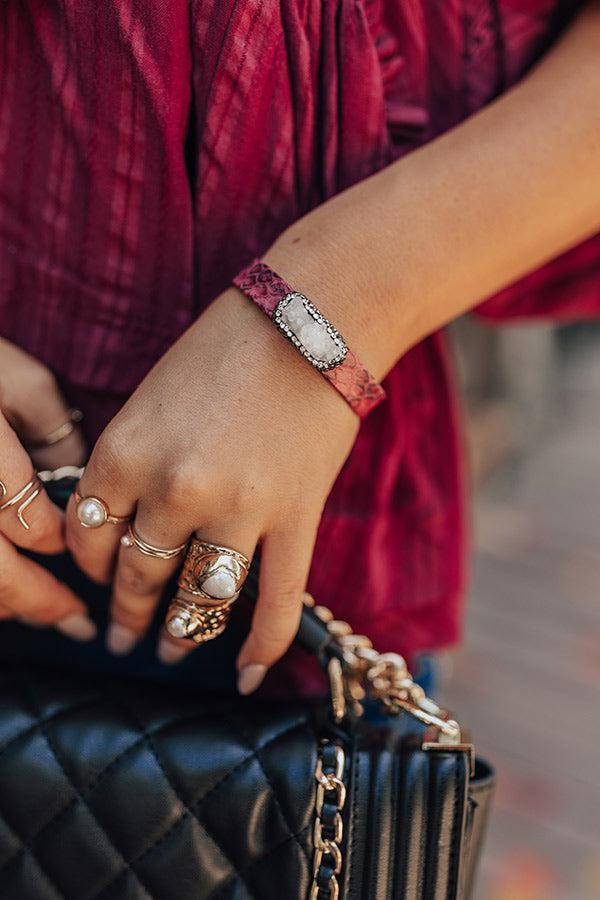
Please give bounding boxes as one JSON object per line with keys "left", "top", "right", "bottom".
{"left": 0, "top": 476, "right": 495, "bottom": 900}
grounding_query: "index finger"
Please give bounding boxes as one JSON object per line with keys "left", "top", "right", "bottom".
{"left": 0, "top": 415, "right": 65, "bottom": 554}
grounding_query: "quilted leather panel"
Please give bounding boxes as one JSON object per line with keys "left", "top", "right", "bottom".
{"left": 0, "top": 666, "right": 318, "bottom": 900}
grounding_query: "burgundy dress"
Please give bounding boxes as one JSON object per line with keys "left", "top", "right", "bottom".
{"left": 1, "top": 1, "right": 599, "bottom": 687}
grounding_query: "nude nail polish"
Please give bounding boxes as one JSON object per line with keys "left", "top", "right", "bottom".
{"left": 106, "top": 622, "right": 138, "bottom": 655}
{"left": 56, "top": 613, "right": 97, "bottom": 642}
{"left": 157, "top": 638, "right": 189, "bottom": 666}
{"left": 237, "top": 664, "right": 267, "bottom": 695}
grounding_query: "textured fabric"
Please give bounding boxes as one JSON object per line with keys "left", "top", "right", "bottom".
{"left": 233, "top": 259, "right": 386, "bottom": 417}
{"left": 1, "top": 2, "right": 600, "bottom": 682}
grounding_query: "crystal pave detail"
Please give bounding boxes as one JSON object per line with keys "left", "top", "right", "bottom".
{"left": 274, "top": 293, "right": 348, "bottom": 371}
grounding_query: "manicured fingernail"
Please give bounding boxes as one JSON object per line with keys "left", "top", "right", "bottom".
{"left": 157, "top": 638, "right": 189, "bottom": 666}
{"left": 56, "top": 613, "right": 97, "bottom": 642}
{"left": 237, "top": 664, "right": 267, "bottom": 695}
{"left": 106, "top": 622, "right": 138, "bottom": 655}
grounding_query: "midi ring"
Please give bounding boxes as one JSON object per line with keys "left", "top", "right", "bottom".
{"left": 74, "top": 489, "right": 131, "bottom": 528}
{"left": 165, "top": 593, "right": 238, "bottom": 644}
{"left": 120, "top": 523, "right": 188, "bottom": 560}
{"left": 27, "top": 409, "right": 83, "bottom": 450}
{"left": 177, "top": 538, "right": 250, "bottom": 602}
{"left": 0, "top": 474, "right": 43, "bottom": 530}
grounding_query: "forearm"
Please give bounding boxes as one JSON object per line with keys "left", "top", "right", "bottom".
{"left": 264, "top": 1, "right": 600, "bottom": 379}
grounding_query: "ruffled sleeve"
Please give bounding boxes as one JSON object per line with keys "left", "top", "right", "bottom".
{"left": 476, "top": 233, "right": 600, "bottom": 322}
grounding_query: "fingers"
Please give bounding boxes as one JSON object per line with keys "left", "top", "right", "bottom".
{"left": 29, "top": 424, "right": 87, "bottom": 472}
{"left": 65, "top": 435, "right": 137, "bottom": 584}
{"left": 0, "top": 415, "right": 65, "bottom": 554}
{"left": 235, "top": 521, "right": 318, "bottom": 694}
{"left": 156, "top": 524, "right": 258, "bottom": 666}
{"left": 0, "top": 530, "right": 96, "bottom": 639}
{"left": 106, "top": 501, "right": 193, "bottom": 656}
{"left": 0, "top": 346, "right": 86, "bottom": 469}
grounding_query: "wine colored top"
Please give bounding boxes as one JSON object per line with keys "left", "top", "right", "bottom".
{"left": 1, "top": 1, "right": 599, "bottom": 690}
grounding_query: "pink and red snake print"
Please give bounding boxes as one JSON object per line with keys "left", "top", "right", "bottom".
{"left": 233, "top": 260, "right": 385, "bottom": 419}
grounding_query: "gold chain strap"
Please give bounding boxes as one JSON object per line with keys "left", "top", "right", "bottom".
{"left": 309, "top": 602, "right": 473, "bottom": 899}
{"left": 313, "top": 605, "right": 462, "bottom": 745}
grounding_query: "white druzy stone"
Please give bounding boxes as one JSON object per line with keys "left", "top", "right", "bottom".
{"left": 201, "top": 568, "right": 238, "bottom": 600}
{"left": 166, "top": 615, "right": 189, "bottom": 639}
{"left": 77, "top": 498, "right": 106, "bottom": 528}
{"left": 280, "top": 296, "right": 339, "bottom": 364}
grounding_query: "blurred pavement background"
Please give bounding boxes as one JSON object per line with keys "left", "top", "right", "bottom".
{"left": 443, "top": 321, "right": 600, "bottom": 900}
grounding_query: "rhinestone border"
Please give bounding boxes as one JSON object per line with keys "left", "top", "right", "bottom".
{"left": 273, "top": 292, "right": 348, "bottom": 371}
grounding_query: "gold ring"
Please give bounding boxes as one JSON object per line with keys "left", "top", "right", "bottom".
{"left": 27, "top": 409, "right": 83, "bottom": 450}
{"left": 74, "top": 488, "right": 131, "bottom": 528}
{"left": 164, "top": 539, "right": 250, "bottom": 643}
{"left": 0, "top": 474, "right": 43, "bottom": 530}
{"left": 120, "top": 523, "right": 188, "bottom": 560}
{"left": 165, "top": 592, "right": 238, "bottom": 644}
{"left": 177, "top": 538, "right": 249, "bottom": 602}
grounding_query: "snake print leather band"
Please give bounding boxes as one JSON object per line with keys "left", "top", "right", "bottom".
{"left": 233, "top": 259, "right": 386, "bottom": 419}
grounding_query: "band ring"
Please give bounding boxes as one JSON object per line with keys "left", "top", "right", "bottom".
{"left": 27, "top": 409, "right": 83, "bottom": 450}
{"left": 74, "top": 489, "right": 131, "bottom": 528}
{"left": 120, "top": 523, "right": 188, "bottom": 560}
{"left": 177, "top": 538, "right": 250, "bottom": 603}
{"left": 165, "top": 593, "right": 238, "bottom": 644}
{"left": 0, "top": 474, "right": 43, "bottom": 530}
{"left": 165, "top": 539, "right": 250, "bottom": 643}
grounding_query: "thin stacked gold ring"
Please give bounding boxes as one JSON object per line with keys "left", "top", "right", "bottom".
{"left": 120, "top": 523, "right": 188, "bottom": 560}
{"left": 0, "top": 475, "right": 43, "bottom": 530}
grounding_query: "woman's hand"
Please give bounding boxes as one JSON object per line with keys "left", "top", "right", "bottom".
{"left": 65, "top": 287, "right": 358, "bottom": 690}
{"left": 0, "top": 338, "right": 93, "bottom": 638}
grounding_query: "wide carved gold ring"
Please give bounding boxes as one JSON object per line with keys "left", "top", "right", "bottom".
{"left": 178, "top": 539, "right": 249, "bottom": 602}
{"left": 165, "top": 539, "right": 250, "bottom": 643}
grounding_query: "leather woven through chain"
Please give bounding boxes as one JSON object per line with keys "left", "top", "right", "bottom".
{"left": 307, "top": 606, "right": 465, "bottom": 898}
{"left": 310, "top": 743, "right": 346, "bottom": 900}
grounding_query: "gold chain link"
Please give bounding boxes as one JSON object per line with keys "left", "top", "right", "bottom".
{"left": 310, "top": 743, "right": 346, "bottom": 900}
{"left": 314, "top": 606, "right": 462, "bottom": 744}
{"left": 308, "top": 597, "right": 472, "bottom": 899}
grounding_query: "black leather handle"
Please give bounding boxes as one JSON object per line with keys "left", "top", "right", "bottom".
{"left": 234, "top": 547, "right": 346, "bottom": 668}
{"left": 45, "top": 475, "right": 345, "bottom": 670}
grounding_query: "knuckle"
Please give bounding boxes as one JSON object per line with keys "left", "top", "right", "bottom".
{"left": 270, "top": 585, "right": 304, "bottom": 609}
{"left": 254, "top": 593, "right": 301, "bottom": 645}
{"left": 225, "top": 476, "right": 267, "bottom": 514}
{"left": 25, "top": 363, "right": 57, "bottom": 396}
{"left": 160, "top": 462, "right": 205, "bottom": 512}
{"left": 88, "top": 428, "right": 131, "bottom": 480}
{"left": 27, "top": 510, "right": 59, "bottom": 546}
{"left": 25, "top": 601, "right": 63, "bottom": 623}
{"left": 0, "top": 569, "right": 15, "bottom": 600}
{"left": 112, "top": 596, "right": 152, "bottom": 629}
{"left": 117, "top": 562, "right": 155, "bottom": 596}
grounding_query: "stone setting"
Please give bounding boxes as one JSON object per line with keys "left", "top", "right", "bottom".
{"left": 76, "top": 496, "right": 108, "bottom": 528}
{"left": 273, "top": 292, "right": 347, "bottom": 371}
{"left": 200, "top": 566, "right": 239, "bottom": 601}
{"left": 166, "top": 613, "right": 191, "bottom": 639}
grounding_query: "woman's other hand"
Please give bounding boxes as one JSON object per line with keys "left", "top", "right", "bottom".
{"left": 0, "top": 338, "right": 94, "bottom": 639}
{"left": 65, "top": 287, "right": 358, "bottom": 689}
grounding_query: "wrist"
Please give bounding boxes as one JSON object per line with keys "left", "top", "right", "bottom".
{"left": 232, "top": 259, "right": 385, "bottom": 419}
{"left": 197, "top": 287, "right": 359, "bottom": 434}
{"left": 262, "top": 209, "right": 402, "bottom": 381}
